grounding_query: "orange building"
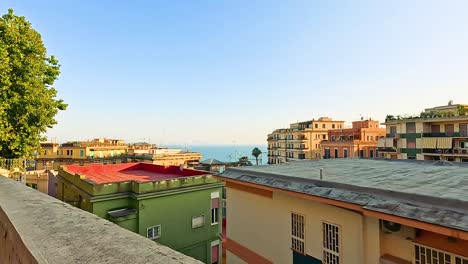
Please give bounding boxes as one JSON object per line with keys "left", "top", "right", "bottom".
{"left": 321, "top": 119, "right": 385, "bottom": 159}
{"left": 267, "top": 117, "right": 345, "bottom": 164}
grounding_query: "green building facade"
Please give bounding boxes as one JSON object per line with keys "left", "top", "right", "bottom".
{"left": 57, "top": 163, "right": 224, "bottom": 264}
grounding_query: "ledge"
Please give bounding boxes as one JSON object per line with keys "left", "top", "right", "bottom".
{"left": 0, "top": 176, "right": 202, "bottom": 264}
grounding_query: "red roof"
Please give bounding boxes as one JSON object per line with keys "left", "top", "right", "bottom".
{"left": 64, "top": 163, "right": 208, "bottom": 184}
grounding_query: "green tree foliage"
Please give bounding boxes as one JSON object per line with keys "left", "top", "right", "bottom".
{"left": 251, "top": 147, "right": 262, "bottom": 166}
{"left": 238, "top": 156, "right": 252, "bottom": 167}
{"left": 0, "top": 9, "right": 66, "bottom": 158}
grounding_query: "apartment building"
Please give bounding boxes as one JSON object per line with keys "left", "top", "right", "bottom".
{"left": 377, "top": 102, "right": 468, "bottom": 161}
{"left": 267, "top": 117, "right": 345, "bottom": 164}
{"left": 127, "top": 143, "right": 202, "bottom": 168}
{"left": 57, "top": 163, "right": 224, "bottom": 264}
{"left": 321, "top": 119, "right": 386, "bottom": 158}
{"left": 36, "top": 138, "right": 128, "bottom": 170}
{"left": 217, "top": 159, "right": 468, "bottom": 264}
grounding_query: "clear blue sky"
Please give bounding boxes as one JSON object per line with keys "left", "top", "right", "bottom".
{"left": 2, "top": 1, "right": 468, "bottom": 145}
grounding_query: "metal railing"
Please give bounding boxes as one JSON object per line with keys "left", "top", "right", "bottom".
{"left": 0, "top": 158, "right": 36, "bottom": 184}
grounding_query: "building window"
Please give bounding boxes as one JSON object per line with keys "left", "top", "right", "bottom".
{"left": 147, "top": 225, "right": 161, "bottom": 239}
{"left": 80, "top": 150, "right": 84, "bottom": 157}
{"left": 331, "top": 136, "right": 335, "bottom": 141}
{"left": 343, "top": 149, "right": 348, "bottom": 158}
{"left": 192, "top": 215, "right": 205, "bottom": 228}
{"left": 323, "top": 222, "right": 340, "bottom": 264}
{"left": 415, "top": 244, "right": 450, "bottom": 264}
{"left": 455, "top": 256, "right": 468, "bottom": 264}
{"left": 406, "top": 122, "right": 416, "bottom": 133}
{"left": 315, "top": 124, "right": 318, "bottom": 129}
{"left": 322, "top": 124, "right": 326, "bottom": 129}
{"left": 291, "top": 212, "right": 305, "bottom": 254}
{"left": 211, "top": 192, "right": 219, "bottom": 225}
{"left": 211, "top": 240, "right": 220, "bottom": 264}
{"left": 332, "top": 124, "right": 335, "bottom": 129}
{"left": 414, "top": 244, "right": 468, "bottom": 264}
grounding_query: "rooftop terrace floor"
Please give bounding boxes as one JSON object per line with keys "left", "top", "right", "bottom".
{"left": 230, "top": 159, "right": 468, "bottom": 202}
{"left": 220, "top": 159, "right": 468, "bottom": 232}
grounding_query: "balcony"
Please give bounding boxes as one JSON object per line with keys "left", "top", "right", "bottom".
{"left": 291, "top": 147, "right": 309, "bottom": 151}
{"left": 399, "top": 148, "right": 422, "bottom": 157}
{"left": 376, "top": 147, "right": 397, "bottom": 153}
{"left": 0, "top": 176, "right": 202, "bottom": 264}
{"left": 399, "top": 133, "right": 422, "bottom": 139}
{"left": 423, "top": 148, "right": 468, "bottom": 156}
{"left": 422, "top": 132, "right": 461, "bottom": 137}
{"left": 386, "top": 133, "right": 398, "bottom": 138}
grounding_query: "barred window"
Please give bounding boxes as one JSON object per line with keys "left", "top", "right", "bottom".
{"left": 147, "top": 225, "right": 161, "bottom": 239}
{"left": 456, "top": 257, "right": 468, "bottom": 264}
{"left": 415, "top": 244, "right": 468, "bottom": 264}
{"left": 323, "top": 222, "right": 340, "bottom": 264}
{"left": 291, "top": 213, "right": 305, "bottom": 254}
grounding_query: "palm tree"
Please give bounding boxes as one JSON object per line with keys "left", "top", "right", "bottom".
{"left": 251, "top": 147, "right": 262, "bottom": 166}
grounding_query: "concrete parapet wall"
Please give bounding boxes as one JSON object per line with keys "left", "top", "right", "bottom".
{"left": 0, "top": 176, "right": 202, "bottom": 264}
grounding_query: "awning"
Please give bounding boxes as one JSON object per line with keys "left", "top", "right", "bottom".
{"left": 385, "top": 138, "right": 394, "bottom": 148}
{"left": 436, "top": 137, "right": 453, "bottom": 149}
{"left": 377, "top": 138, "right": 385, "bottom": 148}
{"left": 422, "top": 138, "right": 437, "bottom": 149}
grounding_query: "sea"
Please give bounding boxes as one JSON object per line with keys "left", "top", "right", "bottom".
{"left": 167, "top": 145, "right": 268, "bottom": 165}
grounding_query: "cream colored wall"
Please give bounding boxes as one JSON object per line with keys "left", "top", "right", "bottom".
{"left": 380, "top": 225, "right": 414, "bottom": 262}
{"left": 226, "top": 251, "right": 247, "bottom": 264}
{"left": 227, "top": 188, "right": 367, "bottom": 264}
{"left": 227, "top": 188, "right": 288, "bottom": 263}
{"left": 397, "top": 139, "right": 407, "bottom": 149}
{"left": 398, "top": 153, "right": 408, "bottom": 159}
{"left": 399, "top": 123, "right": 406, "bottom": 134}
{"left": 416, "top": 122, "right": 424, "bottom": 133}
{"left": 363, "top": 216, "right": 380, "bottom": 264}
{"left": 416, "top": 138, "right": 422, "bottom": 149}
{"left": 416, "top": 153, "right": 425, "bottom": 160}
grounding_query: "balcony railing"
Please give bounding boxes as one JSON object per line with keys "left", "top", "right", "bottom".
{"left": 399, "top": 148, "right": 422, "bottom": 157}
{"left": 376, "top": 147, "right": 397, "bottom": 152}
{"left": 422, "top": 148, "right": 454, "bottom": 154}
{"left": 422, "top": 148, "right": 468, "bottom": 155}
{"left": 422, "top": 132, "right": 460, "bottom": 137}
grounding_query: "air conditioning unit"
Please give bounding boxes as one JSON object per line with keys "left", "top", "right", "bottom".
{"left": 454, "top": 149, "right": 459, "bottom": 154}
{"left": 381, "top": 220, "right": 402, "bottom": 233}
{"left": 463, "top": 150, "right": 467, "bottom": 154}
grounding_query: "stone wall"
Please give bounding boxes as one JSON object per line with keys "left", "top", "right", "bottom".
{"left": 0, "top": 176, "right": 202, "bottom": 264}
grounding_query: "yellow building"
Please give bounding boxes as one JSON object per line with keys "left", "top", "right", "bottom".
{"left": 36, "top": 138, "right": 128, "bottom": 170}
{"left": 217, "top": 159, "right": 468, "bottom": 264}
{"left": 127, "top": 143, "right": 202, "bottom": 168}
{"left": 378, "top": 102, "right": 468, "bottom": 162}
{"left": 267, "top": 117, "right": 345, "bottom": 164}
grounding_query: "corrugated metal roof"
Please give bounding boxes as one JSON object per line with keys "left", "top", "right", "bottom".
{"left": 219, "top": 159, "right": 468, "bottom": 232}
